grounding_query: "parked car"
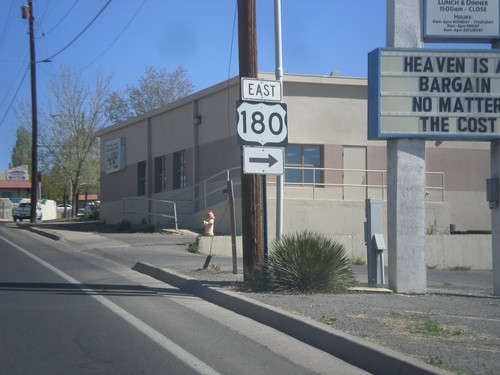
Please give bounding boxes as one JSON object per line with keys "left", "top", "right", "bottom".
{"left": 84, "top": 201, "right": 100, "bottom": 214}
{"left": 56, "top": 204, "right": 72, "bottom": 214}
{"left": 77, "top": 208, "right": 86, "bottom": 216}
{"left": 12, "top": 202, "right": 42, "bottom": 222}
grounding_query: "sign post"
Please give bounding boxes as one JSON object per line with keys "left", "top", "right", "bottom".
{"left": 238, "top": 76, "right": 287, "bottom": 260}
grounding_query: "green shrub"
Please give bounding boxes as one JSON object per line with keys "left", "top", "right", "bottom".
{"left": 208, "top": 263, "right": 220, "bottom": 271}
{"left": 448, "top": 266, "right": 471, "bottom": 271}
{"left": 244, "top": 231, "right": 356, "bottom": 294}
{"left": 117, "top": 219, "right": 132, "bottom": 232}
{"left": 410, "top": 316, "right": 466, "bottom": 337}
{"left": 269, "top": 231, "right": 356, "bottom": 294}
{"left": 320, "top": 315, "right": 337, "bottom": 325}
{"left": 351, "top": 256, "right": 366, "bottom": 266}
{"left": 187, "top": 242, "right": 199, "bottom": 253}
{"left": 427, "top": 356, "right": 444, "bottom": 367}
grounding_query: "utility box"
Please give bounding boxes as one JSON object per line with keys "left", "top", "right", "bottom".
{"left": 486, "top": 177, "right": 499, "bottom": 209}
{"left": 365, "top": 199, "right": 386, "bottom": 285}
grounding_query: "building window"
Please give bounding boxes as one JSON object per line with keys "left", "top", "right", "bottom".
{"left": 173, "top": 151, "right": 186, "bottom": 189}
{"left": 285, "top": 145, "right": 323, "bottom": 184}
{"left": 154, "top": 156, "right": 167, "bottom": 193}
{"left": 137, "top": 161, "right": 147, "bottom": 196}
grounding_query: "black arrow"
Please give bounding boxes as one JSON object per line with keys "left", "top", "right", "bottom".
{"left": 249, "top": 154, "right": 278, "bottom": 167}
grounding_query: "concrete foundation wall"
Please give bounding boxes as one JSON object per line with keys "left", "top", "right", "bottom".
{"left": 198, "top": 234, "right": 492, "bottom": 270}
{"left": 194, "top": 197, "right": 491, "bottom": 270}
{"left": 426, "top": 235, "right": 492, "bottom": 270}
{"left": 102, "top": 193, "right": 491, "bottom": 270}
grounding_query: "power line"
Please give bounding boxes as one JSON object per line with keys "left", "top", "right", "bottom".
{"left": 39, "top": 0, "right": 78, "bottom": 38}
{"left": 77, "top": 0, "right": 148, "bottom": 72}
{"left": 0, "top": 0, "right": 17, "bottom": 53}
{"left": 38, "top": 0, "right": 112, "bottom": 63}
{"left": 0, "top": 0, "right": 142, "bottom": 129}
{"left": 0, "top": 67, "right": 29, "bottom": 129}
{"left": 0, "top": 51, "right": 28, "bottom": 108}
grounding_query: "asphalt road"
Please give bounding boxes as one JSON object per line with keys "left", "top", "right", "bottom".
{"left": 0, "top": 223, "right": 370, "bottom": 375}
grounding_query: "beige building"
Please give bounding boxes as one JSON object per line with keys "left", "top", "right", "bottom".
{"left": 97, "top": 74, "right": 491, "bottom": 266}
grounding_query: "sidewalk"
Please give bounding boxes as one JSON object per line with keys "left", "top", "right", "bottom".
{"left": 20, "top": 222, "right": 500, "bottom": 375}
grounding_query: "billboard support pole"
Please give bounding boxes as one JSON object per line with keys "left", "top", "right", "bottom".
{"left": 386, "top": 0, "right": 427, "bottom": 294}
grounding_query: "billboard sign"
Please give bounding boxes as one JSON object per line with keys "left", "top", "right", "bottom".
{"left": 368, "top": 48, "right": 500, "bottom": 140}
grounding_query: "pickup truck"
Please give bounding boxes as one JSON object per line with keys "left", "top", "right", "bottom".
{"left": 12, "top": 202, "right": 42, "bottom": 222}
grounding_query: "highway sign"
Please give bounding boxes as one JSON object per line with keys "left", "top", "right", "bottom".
{"left": 241, "top": 78, "right": 282, "bottom": 102}
{"left": 243, "top": 146, "right": 284, "bottom": 175}
{"left": 236, "top": 101, "right": 288, "bottom": 146}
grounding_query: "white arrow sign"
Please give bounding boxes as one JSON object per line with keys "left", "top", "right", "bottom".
{"left": 243, "top": 147, "right": 284, "bottom": 175}
{"left": 236, "top": 101, "right": 288, "bottom": 146}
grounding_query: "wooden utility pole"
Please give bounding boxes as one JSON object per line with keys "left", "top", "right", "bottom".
{"left": 22, "top": 0, "right": 39, "bottom": 222}
{"left": 238, "top": 0, "right": 263, "bottom": 275}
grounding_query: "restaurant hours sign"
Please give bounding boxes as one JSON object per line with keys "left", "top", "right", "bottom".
{"left": 424, "top": 0, "right": 500, "bottom": 42}
{"left": 368, "top": 48, "right": 500, "bottom": 140}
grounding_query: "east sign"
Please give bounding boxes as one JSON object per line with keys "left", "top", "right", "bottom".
{"left": 241, "top": 78, "right": 282, "bottom": 102}
{"left": 368, "top": 48, "right": 500, "bottom": 140}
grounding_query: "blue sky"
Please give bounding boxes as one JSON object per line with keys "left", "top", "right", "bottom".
{"left": 0, "top": 0, "right": 491, "bottom": 173}
{"left": 0, "top": 0, "right": 388, "bottom": 172}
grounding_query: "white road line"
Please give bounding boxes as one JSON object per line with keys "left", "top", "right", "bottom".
{"left": 1, "top": 235, "right": 221, "bottom": 375}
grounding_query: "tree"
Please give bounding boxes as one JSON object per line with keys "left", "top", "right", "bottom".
{"left": 105, "top": 65, "right": 194, "bottom": 122}
{"left": 14, "top": 66, "right": 112, "bottom": 208}
{"left": 10, "top": 126, "right": 32, "bottom": 170}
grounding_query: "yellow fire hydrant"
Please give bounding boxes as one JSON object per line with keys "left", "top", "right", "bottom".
{"left": 202, "top": 210, "right": 215, "bottom": 236}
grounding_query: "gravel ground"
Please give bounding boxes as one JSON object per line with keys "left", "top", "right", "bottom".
{"left": 246, "top": 291, "right": 500, "bottom": 375}
{"left": 180, "top": 268, "right": 500, "bottom": 375}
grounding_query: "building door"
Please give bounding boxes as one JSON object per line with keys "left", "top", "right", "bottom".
{"left": 343, "top": 146, "right": 367, "bottom": 201}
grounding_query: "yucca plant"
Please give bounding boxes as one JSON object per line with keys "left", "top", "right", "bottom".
{"left": 267, "top": 231, "right": 356, "bottom": 294}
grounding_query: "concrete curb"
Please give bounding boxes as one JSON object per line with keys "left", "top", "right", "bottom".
{"left": 18, "top": 223, "right": 62, "bottom": 241}
{"left": 133, "top": 261, "right": 453, "bottom": 375}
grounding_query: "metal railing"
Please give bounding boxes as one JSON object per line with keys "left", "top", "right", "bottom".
{"left": 122, "top": 197, "right": 178, "bottom": 231}
{"left": 122, "top": 166, "right": 445, "bottom": 227}
{"left": 168, "top": 167, "right": 241, "bottom": 217}
{"left": 269, "top": 166, "right": 445, "bottom": 202}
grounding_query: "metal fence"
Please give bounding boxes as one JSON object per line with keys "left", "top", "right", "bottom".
{"left": 122, "top": 197, "right": 178, "bottom": 231}
{"left": 122, "top": 166, "right": 444, "bottom": 224}
{"left": 168, "top": 167, "right": 241, "bottom": 217}
{"left": 268, "top": 167, "right": 445, "bottom": 202}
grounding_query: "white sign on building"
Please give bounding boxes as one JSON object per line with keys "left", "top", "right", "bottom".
{"left": 104, "top": 137, "right": 125, "bottom": 173}
{"left": 7, "top": 165, "right": 29, "bottom": 180}
{"left": 424, "top": 0, "right": 500, "bottom": 42}
{"left": 368, "top": 48, "right": 500, "bottom": 140}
